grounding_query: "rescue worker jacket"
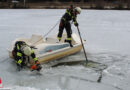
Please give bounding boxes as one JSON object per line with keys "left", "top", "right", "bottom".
{"left": 61, "top": 8, "right": 78, "bottom": 25}
{"left": 13, "top": 41, "right": 38, "bottom": 65}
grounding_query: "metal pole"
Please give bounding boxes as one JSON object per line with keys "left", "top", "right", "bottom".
{"left": 77, "top": 26, "right": 88, "bottom": 63}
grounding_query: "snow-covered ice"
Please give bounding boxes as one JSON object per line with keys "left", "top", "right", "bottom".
{"left": 0, "top": 9, "right": 130, "bottom": 90}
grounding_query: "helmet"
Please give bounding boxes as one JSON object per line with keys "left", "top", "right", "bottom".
{"left": 75, "top": 7, "right": 82, "bottom": 14}
{"left": 22, "top": 45, "right": 32, "bottom": 56}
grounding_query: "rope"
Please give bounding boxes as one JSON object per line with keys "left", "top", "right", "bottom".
{"left": 43, "top": 20, "right": 60, "bottom": 38}
{"left": 32, "top": 20, "right": 60, "bottom": 45}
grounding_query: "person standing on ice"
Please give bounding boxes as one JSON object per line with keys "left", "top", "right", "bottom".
{"left": 12, "top": 41, "right": 42, "bottom": 71}
{"left": 57, "top": 5, "right": 81, "bottom": 47}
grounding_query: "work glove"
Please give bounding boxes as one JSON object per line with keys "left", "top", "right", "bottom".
{"left": 30, "top": 46, "right": 37, "bottom": 49}
{"left": 74, "top": 23, "right": 79, "bottom": 26}
{"left": 35, "top": 60, "right": 42, "bottom": 71}
{"left": 31, "top": 60, "right": 42, "bottom": 71}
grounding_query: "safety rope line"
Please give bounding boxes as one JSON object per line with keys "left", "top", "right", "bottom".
{"left": 43, "top": 19, "right": 60, "bottom": 38}
{"left": 32, "top": 20, "right": 60, "bottom": 45}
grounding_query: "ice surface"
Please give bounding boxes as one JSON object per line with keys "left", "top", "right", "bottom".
{"left": 0, "top": 9, "right": 130, "bottom": 90}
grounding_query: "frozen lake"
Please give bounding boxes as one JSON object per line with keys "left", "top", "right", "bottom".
{"left": 0, "top": 9, "right": 130, "bottom": 90}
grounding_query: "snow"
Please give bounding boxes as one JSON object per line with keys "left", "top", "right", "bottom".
{"left": 0, "top": 9, "right": 130, "bottom": 90}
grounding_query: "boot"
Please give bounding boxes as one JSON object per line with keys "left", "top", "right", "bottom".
{"left": 68, "top": 42, "right": 73, "bottom": 47}
{"left": 64, "top": 40, "right": 73, "bottom": 47}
